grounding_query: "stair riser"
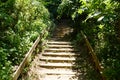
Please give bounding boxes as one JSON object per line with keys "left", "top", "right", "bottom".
{"left": 42, "top": 52, "right": 80, "bottom": 56}
{"left": 48, "top": 46, "right": 74, "bottom": 48}
{"left": 42, "top": 54, "right": 78, "bottom": 57}
{"left": 39, "top": 67, "right": 73, "bottom": 69}
{"left": 45, "top": 50, "right": 78, "bottom": 52}
{"left": 40, "top": 65, "right": 73, "bottom": 68}
{"left": 40, "top": 61, "right": 75, "bottom": 64}
{"left": 47, "top": 45, "right": 73, "bottom": 48}
{"left": 39, "top": 65, "right": 80, "bottom": 69}
{"left": 43, "top": 73, "right": 76, "bottom": 75}
{"left": 47, "top": 43, "right": 72, "bottom": 45}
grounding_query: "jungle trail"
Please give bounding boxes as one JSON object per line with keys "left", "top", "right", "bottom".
{"left": 0, "top": 0, "right": 120, "bottom": 80}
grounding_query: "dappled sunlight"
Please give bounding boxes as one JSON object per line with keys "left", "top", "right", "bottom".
{"left": 1, "top": 0, "right": 120, "bottom": 80}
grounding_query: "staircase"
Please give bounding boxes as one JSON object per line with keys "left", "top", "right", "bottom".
{"left": 38, "top": 40, "right": 80, "bottom": 80}
{"left": 22, "top": 22, "right": 82, "bottom": 80}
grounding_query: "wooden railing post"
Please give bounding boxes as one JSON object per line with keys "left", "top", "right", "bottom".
{"left": 81, "top": 31, "right": 106, "bottom": 80}
{"left": 12, "top": 36, "right": 41, "bottom": 80}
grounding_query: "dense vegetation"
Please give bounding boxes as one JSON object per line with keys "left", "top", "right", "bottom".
{"left": 0, "top": 0, "right": 120, "bottom": 80}
{"left": 0, "top": 0, "right": 53, "bottom": 79}
{"left": 57, "top": 0, "right": 120, "bottom": 80}
{"left": 42, "top": 0, "right": 61, "bottom": 18}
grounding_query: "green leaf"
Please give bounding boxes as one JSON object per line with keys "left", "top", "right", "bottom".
{"left": 78, "top": 9, "right": 83, "bottom": 14}
{"left": 98, "top": 24, "right": 104, "bottom": 29}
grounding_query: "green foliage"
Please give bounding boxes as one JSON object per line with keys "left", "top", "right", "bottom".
{"left": 0, "top": 47, "right": 12, "bottom": 80}
{"left": 0, "top": 0, "right": 53, "bottom": 79}
{"left": 42, "top": 0, "right": 61, "bottom": 18}
{"left": 57, "top": 0, "right": 81, "bottom": 18}
{"left": 57, "top": 0, "right": 120, "bottom": 80}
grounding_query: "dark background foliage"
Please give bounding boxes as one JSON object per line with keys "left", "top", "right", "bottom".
{"left": 0, "top": 0, "right": 120, "bottom": 80}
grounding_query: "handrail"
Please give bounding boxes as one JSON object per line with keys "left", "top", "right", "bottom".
{"left": 12, "top": 35, "right": 41, "bottom": 80}
{"left": 81, "top": 31, "right": 106, "bottom": 80}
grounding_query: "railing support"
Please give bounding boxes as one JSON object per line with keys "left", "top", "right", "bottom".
{"left": 81, "top": 31, "right": 106, "bottom": 80}
{"left": 12, "top": 36, "right": 41, "bottom": 80}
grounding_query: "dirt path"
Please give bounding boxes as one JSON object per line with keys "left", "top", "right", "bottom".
{"left": 51, "top": 19, "right": 73, "bottom": 41}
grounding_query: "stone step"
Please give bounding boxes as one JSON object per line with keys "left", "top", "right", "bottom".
{"left": 47, "top": 44, "right": 73, "bottom": 48}
{"left": 39, "top": 63, "right": 74, "bottom": 68}
{"left": 47, "top": 41, "right": 72, "bottom": 45}
{"left": 42, "top": 52, "right": 80, "bottom": 57}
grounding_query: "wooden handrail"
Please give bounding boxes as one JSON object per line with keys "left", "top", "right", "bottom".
{"left": 81, "top": 31, "right": 105, "bottom": 80}
{"left": 12, "top": 36, "right": 41, "bottom": 80}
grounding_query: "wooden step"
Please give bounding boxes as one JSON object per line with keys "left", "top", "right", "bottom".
{"left": 40, "top": 70, "right": 76, "bottom": 75}
{"left": 47, "top": 41, "right": 72, "bottom": 45}
{"left": 45, "top": 48, "right": 78, "bottom": 52}
{"left": 40, "top": 57, "right": 76, "bottom": 62}
{"left": 47, "top": 44, "right": 73, "bottom": 48}
{"left": 39, "top": 63, "right": 74, "bottom": 68}
{"left": 42, "top": 52, "right": 80, "bottom": 57}
{"left": 42, "top": 75, "right": 78, "bottom": 80}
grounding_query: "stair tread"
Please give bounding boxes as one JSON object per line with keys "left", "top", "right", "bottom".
{"left": 39, "top": 63, "right": 75, "bottom": 69}
{"left": 40, "top": 70, "right": 76, "bottom": 75}
{"left": 42, "top": 52, "right": 80, "bottom": 56}
{"left": 47, "top": 41, "right": 72, "bottom": 44}
{"left": 45, "top": 48, "right": 78, "bottom": 52}
{"left": 47, "top": 45, "right": 73, "bottom": 48}
{"left": 42, "top": 75, "right": 78, "bottom": 80}
{"left": 40, "top": 57, "right": 76, "bottom": 61}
